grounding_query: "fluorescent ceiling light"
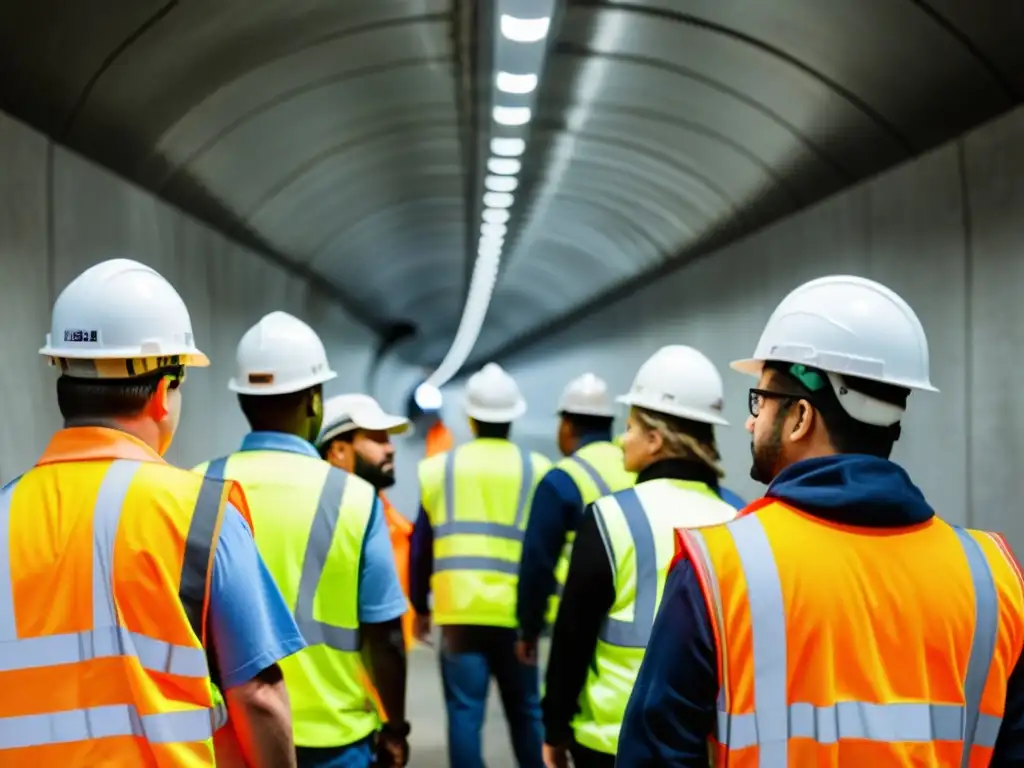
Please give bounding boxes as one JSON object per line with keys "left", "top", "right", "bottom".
{"left": 483, "top": 191, "right": 514, "bottom": 209}
{"left": 479, "top": 237, "right": 505, "bottom": 251}
{"left": 482, "top": 208, "right": 511, "bottom": 224}
{"left": 481, "top": 222, "right": 507, "bottom": 237}
{"left": 496, "top": 72, "right": 538, "bottom": 94}
{"left": 485, "top": 175, "right": 519, "bottom": 193}
{"left": 493, "top": 106, "right": 531, "bottom": 126}
{"left": 500, "top": 14, "right": 551, "bottom": 43}
{"left": 487, "top": 157, "right": 521, "bottom": 175}
{"left": 491, "top": 138, "right": 526, "bottom": 157}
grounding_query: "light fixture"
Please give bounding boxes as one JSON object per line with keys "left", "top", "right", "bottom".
{"left": 479, "top": 236, "right": 505, "bottom": 250}
{"left": 483, "top": 191, "right": 514, "bottom": 209}
{"left": 490, "top": 138, "right": 526, "bottom": 157}
{"left": 485, "top": 175, "right": 519, "bottom": 193}
{"left": 493, "top": 106, "right": 532, "bottom": 126}
{"left": 496, "top": 72, "right": 539, "bottom": 94}
{"left": 481, "top": 222, "right": 507, "bottom": 238}
{"left": 500, "top": 14, "right": 551, "bottom": 43}
{"left": 487, "top": 157, "right": 521, "bottom": 175}
{"left": 482, "top": 208, "right": 511, "bottom": 224}
{"left": 414, "top": 382, "right": 443, "bottom": 411}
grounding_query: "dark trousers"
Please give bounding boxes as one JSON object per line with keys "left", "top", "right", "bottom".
{"left": 439, "top": 625, "right": 544, "bottom": 768}
{"left": 570, "top": 741, "right": 616, "bottom": 768}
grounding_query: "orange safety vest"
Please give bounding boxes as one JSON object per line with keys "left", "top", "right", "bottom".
{"left": 0, "top": 427, "right": 253, "bottom": 767}
{"left": 677, "top": 497, "right": 1024, "bottom": 767}
{"left": 360, "top": 492, "right": 416, "bottom": 721}
{"left": 380, "top": 492, "right": 415, "bottom": 650}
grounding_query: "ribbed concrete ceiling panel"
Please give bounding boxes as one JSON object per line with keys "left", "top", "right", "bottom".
{"left": 0, "top": 0, "right": 1019, "bottom": 366}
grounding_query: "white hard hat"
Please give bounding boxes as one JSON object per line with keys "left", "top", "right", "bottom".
{"left": 731, "top": 275, "right": 937, "bottom": 426}
{"left": 40, "top": 258, "right": 209, "bottom": 378}
{"left": 617, "top": 345, "right": 729, "bottom": 426}
{"left": 228, "top": 311, "right": 337, "bottom": 396}
{"left": 464, "top": 362, "right": 526, "bottom": 423}
{"left": 317, "top": 393, "right": 410, "bottom": 448}
{"left": 558, "top": 373, "right": 614, "bottom": 418}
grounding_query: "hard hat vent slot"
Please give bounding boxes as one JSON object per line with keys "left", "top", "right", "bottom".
{"left": 248, "top": 373, "right": 274, "bottom": 385}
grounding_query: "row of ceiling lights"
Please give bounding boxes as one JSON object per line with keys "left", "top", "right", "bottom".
{"left": 424, "top": 11, "right": 554, "bottom": 391}
{"left": 477, "top": 14, "right": 551, "bottom": 261}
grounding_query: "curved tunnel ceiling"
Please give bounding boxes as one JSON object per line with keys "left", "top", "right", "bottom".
{"left": 0, "top": 0, "right": 1020, "bottom": 368}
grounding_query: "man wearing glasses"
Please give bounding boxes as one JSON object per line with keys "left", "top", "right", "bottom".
{"left": 615, "top": 275, "right": 1024, "bottom": 766}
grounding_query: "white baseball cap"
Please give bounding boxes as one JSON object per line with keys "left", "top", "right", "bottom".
{"left": 317, "top": 393, "right": 410, "bottom": 448}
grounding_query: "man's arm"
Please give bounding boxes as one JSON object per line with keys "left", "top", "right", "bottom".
{"left": 358, "top": 497, "right": 410, "bottom": 726}
{"left": 992, "top": 652, "right": 1024, "bottom": 765}
{"left": 616, "top": 558, "right": 718, "bottom": 767}
{"left": 517, "top": 469, "right": 583, "bottom": 641}
{"left": 208, "top": 505, "right": 307, "bottom": 768}
{"left": 409, "top": 507, "right": 433, "bottom": 616}
{"left": 542, "top": 505, "right": 615, "bottom": 747}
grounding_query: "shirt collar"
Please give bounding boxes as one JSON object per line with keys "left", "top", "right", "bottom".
{"left": 577, "top": 431, "right": 612, "bottom": 450}
{"left": 36, "top": 426, "right": 166, "bottom": 466}
{"left": 239, "top": 431, "right": 321, "bottom": 459}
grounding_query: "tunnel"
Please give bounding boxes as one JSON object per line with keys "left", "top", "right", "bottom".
{"left": 0, "top": 1, "right": 1021, "bottom": 765}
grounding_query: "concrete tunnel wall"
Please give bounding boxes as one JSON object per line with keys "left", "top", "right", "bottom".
{"left": 430, "top": 106, "right": 1024, "bottom": 547}
{"left": 0, "top": 110, "right": 401, "bottom": 481}
{"left": 2, "top": 101, "right": 1022, "bottom": 552}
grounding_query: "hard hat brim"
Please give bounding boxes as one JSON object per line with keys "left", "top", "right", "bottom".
{"left": 615, "top": 393, "right": 729, "bottom": 426}
{"left": 729, "top": 358, "right": 763, "bottom": 378}
{"left": 465, "top": 400, "right": 526, "bottom": 423}
{"left": 228, "top": 368, "right": 338, "bottom": 396}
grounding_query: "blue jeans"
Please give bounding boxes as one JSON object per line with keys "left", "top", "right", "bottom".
{"left": 439, "top": 627, "right": 543, "bottom": 768}
{"left": 296, "top": 735, "right": 374, "bottom": 768}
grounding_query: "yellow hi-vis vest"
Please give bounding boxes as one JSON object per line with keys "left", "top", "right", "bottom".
{"left": 419, "top": 438, "right": 551, "bottom": 627}
{"left": 545, "top": 441, "right": 636, "bottom": 626}
{"left": 194, "top": 451, "right": 379, "bottom": 748}
{"left": 572, "top": 478, "right": 738, "bottom": 755}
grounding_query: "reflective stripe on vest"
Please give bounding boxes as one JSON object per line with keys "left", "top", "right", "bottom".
{"left": 432, "top": 447, "right": 534, "bottom": 576}
{"left": 565, "top": 454, "right": 612, "bottom": 498}
{"left": 688, "top": 516, "right": 1002, "bottom": 761}
{"left": 0, "top": 460, "right": 221, "bottom": 749}
{"left": 205, "top": 458, "right": 359, "bottom": 652}
{"left": 597, "top": 489, "right": 657, "bottom": 648}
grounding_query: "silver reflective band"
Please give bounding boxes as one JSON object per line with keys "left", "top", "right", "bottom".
{"left": 212, "top": 701, "right": 229, "bottom": 732}
{"left": 294, "top": 468, "right": 361, "bottom": 653}
{"left": 433, "top": 447, "right": 534, "bottom": 575}
{"left": 597, "top": 489, "right": 658, "bottom": 648}
{"left": 0, "top": 461, "right": 219, "bottom": 748}
{"left": 718, "top": 701, "right": 1002, "bottom": 750}
{"left": 566, "top": 454, "right": 611, "bottom": 498}
{"left": 692, "top": 516, "right": 1001, "bottom": 763}
{"left": 0, "top": 704, "right": 215, "bottom": 749}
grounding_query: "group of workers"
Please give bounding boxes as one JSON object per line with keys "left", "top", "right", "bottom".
{"left": 0, "top": 254, "right": 1022, "bottom": 768}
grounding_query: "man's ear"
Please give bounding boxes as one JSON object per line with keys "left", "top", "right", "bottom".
{"left": 146, "top": 378, "right": 171, "bottom": 421}
{"left": 788, "top": 400, "right": 815, "bottom": 443}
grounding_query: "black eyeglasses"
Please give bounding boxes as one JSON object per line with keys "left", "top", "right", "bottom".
{"left": 748, "top": 388, "right": 804, "bottom": 417}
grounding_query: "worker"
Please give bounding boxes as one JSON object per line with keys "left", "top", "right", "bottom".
{"left": 317, "top": 393, "right": 415, "bottom": 650}
{"left": 0, "top": 259, "right": 303, "bottom": 767}
{"left": 542, "top": 345, "right": 740, "bottom": 768}
{"left": 617, "top": 275, "right": 1024, "bottom": 766}
{"left": 194, "top": 311, "right": 411, "bottom": 768}
{"left": 410, "top": 362, "right": 552, "bottom": 768}
{"left": 515, "top": 373, "right": 637, "bottom": 664}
